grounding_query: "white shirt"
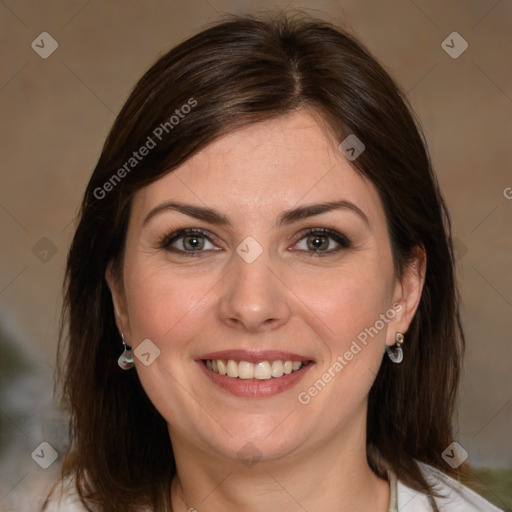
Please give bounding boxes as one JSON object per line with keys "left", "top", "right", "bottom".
{"left": 389, "top": 461, "right": 504, "bottom": 511}
{"left": 45, "top": 462, "right": 504, "bottom": 512}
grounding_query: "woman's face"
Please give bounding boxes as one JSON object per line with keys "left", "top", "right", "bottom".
{"left": 108, "top": 110, "right": 423, "bottom": 465}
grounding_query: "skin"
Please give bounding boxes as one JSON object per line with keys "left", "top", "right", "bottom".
{"left": 107, "top": 109, "right": 425, "bottom": 512}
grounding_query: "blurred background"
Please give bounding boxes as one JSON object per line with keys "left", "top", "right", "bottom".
{"left": 0, "top": 0, "right": 511, "bottom": 510}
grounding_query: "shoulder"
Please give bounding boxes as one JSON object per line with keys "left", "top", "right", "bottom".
{"left": 42, "top": 478, "right": 87, "bottom": 512}
{"left": 44, "top": 496, "right": 86, "bottom": 512}
{"left": 42, "top": 478, "right": 152, "bottom": 512}
{"left": 396, "top": 461, "right": 504, "bottom": 511}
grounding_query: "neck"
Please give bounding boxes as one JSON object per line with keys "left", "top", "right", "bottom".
{"left": 169, "top": 412, "right": 390, "bottom": 512}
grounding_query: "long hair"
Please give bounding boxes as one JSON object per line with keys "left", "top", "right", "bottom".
{"left": 45, "top": 11, "right": 468, "bottom": 511}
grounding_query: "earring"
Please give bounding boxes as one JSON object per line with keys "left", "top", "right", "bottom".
{"left": 386, "top": 332, "right": 404, "bottom": 364}
{"left": 117, "top": 333, "right": 134, "bottom": 370}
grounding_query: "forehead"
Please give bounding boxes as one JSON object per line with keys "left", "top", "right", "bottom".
{"left": 132, "top": 110, "right": 384, "bottom": 227}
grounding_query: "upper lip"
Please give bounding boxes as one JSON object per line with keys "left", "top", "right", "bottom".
{"left": 197, "top": 350, "right": 313, "bottom": 364}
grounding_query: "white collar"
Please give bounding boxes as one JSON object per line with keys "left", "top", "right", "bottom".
{"left": 389, "top": 461, "right": 504, "bottom": 511}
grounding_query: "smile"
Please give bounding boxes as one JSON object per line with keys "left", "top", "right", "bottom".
{"left": 197, "top": 350, "right": 314, "bottom": 397}
{"left": 204, "top": 359, "right": 306, "bottom": 380}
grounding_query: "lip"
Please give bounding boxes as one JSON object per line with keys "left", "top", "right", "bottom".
{"left": 196, "top": 350, "right": 315, "bottom": 398}
{"left": 198, "top": 350, "right": 312, "bottom": 364}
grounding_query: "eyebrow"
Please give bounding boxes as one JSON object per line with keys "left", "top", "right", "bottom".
{"left": 143, "top": 199, "right": 369, "bottom": 228}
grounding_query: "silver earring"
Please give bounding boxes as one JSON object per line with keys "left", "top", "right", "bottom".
{"left": 117, "top": 333, "right": 134, "bottom": 370}
{"left": 386, "top": 332, "right": 404, "bottom": 363}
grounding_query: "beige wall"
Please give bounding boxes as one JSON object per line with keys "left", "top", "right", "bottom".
{"left": 1, "top": 0, "right": 511, "bottom": 508}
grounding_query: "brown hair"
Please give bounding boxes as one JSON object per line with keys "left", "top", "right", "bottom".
{"left": 46, "top": 11, "right": 470, "bottom": 512}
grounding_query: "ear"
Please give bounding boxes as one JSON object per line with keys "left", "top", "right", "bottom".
{"left": 105, "top": 260, "right": 131, "bottom": 340}
{"left": 386, "top": 246, "right": 426, "bottom": 346}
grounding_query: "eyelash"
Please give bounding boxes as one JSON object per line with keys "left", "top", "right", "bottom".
{"left": 158, "top": 227, "right": 351, "bottom": 258}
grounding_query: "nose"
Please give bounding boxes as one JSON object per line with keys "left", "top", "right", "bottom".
{"left": 218, "top": 248, "right": 292, "bottom": 333}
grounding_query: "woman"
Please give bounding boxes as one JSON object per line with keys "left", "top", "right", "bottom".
{"left": 44, "top": 12, "right": 503, "bottom": 512}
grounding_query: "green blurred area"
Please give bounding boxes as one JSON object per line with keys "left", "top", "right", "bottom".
{"left": 468, "top": 468, "right": 512, "bottom": 511}
{"left": 0, "top": 325, "right": 36, "bottom": 458}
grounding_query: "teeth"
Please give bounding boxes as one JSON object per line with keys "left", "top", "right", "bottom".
{"left": 271, "top": 360, "right": 284, "bottom": 378}
{"left": 254, "top": 361, "right": 271, "bottom": 380}
{"left": 238, "top": 361, "right": 254, "bottom": 379}
{"left": 217, "top": 359, "right": 227, "bottom": 375}
{"left": 226, "top": 359, "right": 239, "bottom": 378}
{"left": 205, "top": 359, "right": 305, "bottom": 379}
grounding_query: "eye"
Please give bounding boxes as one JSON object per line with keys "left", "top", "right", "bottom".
{"left": 293, "top": 228, "right": 351, "bottom": 256}
{"left": 160, "top": 228, "right": 218, "bottom": 255}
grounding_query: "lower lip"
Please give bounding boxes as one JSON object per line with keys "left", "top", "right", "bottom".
{"left": 197, "top": 361, "right": 314, "bottom": 398}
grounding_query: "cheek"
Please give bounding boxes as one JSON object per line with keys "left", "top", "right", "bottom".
{"left": 122, "top": 262, "right": 215, "bottom": 427}
{"left": 123, "top": 259, "right": 213, "bottom": 351}
{"left": 297, "top": 260, "right": 394, "bottom": 346}
{"left": 294, "top": 271, "right": 392, "bottom": 421}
